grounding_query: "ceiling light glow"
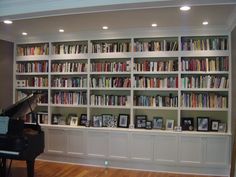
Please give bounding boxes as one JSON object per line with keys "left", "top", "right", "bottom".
{"left": 102, "top": 26, "right": 108, "bottom": 30}
{"left": 151, "top": 23, "right": 157, "bottom": 27}
{"left": 202, "top": 21, "right": 208, "bottom": 25}
{"left": 3, "top": 20, "right": 13, "bottom": 24}
{"left": 180, "top": 6, "right": 191, "bottom": 11}
{"left": 22, "top": 32, "right": 28, "bottom": 36}
{"left": 59, "top": 29, "right": 64, "bottom": 32}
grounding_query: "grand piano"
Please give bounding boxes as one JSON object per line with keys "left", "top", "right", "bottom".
{"left": 0, "top": 93, "right": 45, "bottom": 177}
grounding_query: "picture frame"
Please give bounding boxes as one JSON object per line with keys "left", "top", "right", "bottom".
{"left": 197, "top": 117, "right": 209, "bottom": 131}
{"left": 107, "top": 115, "right": 118, "bottom": 128}
{"left": 51, "top": 114, "right": 62, "bottom": 125}
{"left": 146, "top": 121, "right": 152, "bottom": 129}
{"left": 152, "top": 117, "right": 163, "bottom": 129}
{"left": 79, "top": 114, "right": 87, "bottom": 126}
{"left": 118, "top": 114, "right": 129, "bottom": 128}
{"left": 211, "top": 120, "right": 220, "bottom": 131}
{"left": 70, "top": 116, "right": 78, "bottom": 126}
{"left": 166, "top": 119, "right": 174, "bottom": 130}
{"left": 181, "top": 117, "right": 194, "bottom": 131}
{"left": 66, "top": 114, "right": 77, "bottom": 125}
{"left": 218, "top": 123, "right": 227, "bottom": 132}
{"left": 93, "top": 115, "right": 102, "bottom": 127}
{"left": 135, "top": 115, "right": 147, "bottom": 128}
{"left": 102, "top": 114, "right": 112, "bottom": 127}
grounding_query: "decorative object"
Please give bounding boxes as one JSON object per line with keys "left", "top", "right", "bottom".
{"left": 152, "top": 117, "right": 163, "bottom": 129}
{"left": 118, "top": 114, "right": 129, "bottom": 128}
{"left": 197, "top": 117, "right": 209, "bottom": 131}
{"left": 181, "top": 117, "right": 194, "bottom": 131}
{"left": 135, "top": 115, "right": 147, "bottom": 128}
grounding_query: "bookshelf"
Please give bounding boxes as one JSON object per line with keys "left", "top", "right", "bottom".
{"left": 14, "top": 35, "right": 231, "bottom": 175}
{"left": 14, "top": 36, "right": 230, "bottom": 132}
{"left": 15, "top": 36, "right": 230, "bottom": 133}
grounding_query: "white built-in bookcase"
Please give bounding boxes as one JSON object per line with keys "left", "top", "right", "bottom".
{"left": 14, "top": 35, "right": 231, "bottom": 134}
{"left": 13, "top": 33, "right": 232, "bottom": 175}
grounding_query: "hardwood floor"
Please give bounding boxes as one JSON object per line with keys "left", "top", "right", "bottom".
{"left": 8, "top": 160, "right": 222, "bottom": 177}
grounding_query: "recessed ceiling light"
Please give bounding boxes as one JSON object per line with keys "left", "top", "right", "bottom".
{"left": 22, "top": 32, "right": 28, "bottom": 36}
{"left": 202, "top": 21, "right": 209, "bottom": 25}
{"left": 3, "top": 20, "right": 13, "bottom": 24}
{"left": 102, "top": 26, "right": 108, "bottom": 30}
{"left": 59, "top": 29, "right": 64, "bottom": 32}
{"left": 151, "top": 23, "right": 157, "bottom": 27}
{"left": 180, "top": 6, "right": 191, "bottom": 11}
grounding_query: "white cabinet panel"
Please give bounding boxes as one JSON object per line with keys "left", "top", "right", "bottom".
{"left": 179, "top": 136, "right": 203, "bottom": 165}
{"left": 87, "top": 131, "right": 108, "bottom": 157}
{"left": 109, "top": 132, "right": 129, "bottom": 159}
{"left": 66, "top": 130, "right": 84, "bottom": 156}
{"left": 154, "top": 135, "right": 178, "bottom": 163}
{"left": 205, "top": 137, "right": 229, "bottom": 167}
{"left": 47, "top": 129, "right": 66, "bottom": 154}
{"left": 131, "top": 133, "right": 153, "bottom": 161}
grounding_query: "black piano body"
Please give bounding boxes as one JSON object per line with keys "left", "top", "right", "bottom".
{"left": 0, "top": 93, "right": 45, "bottom": 177}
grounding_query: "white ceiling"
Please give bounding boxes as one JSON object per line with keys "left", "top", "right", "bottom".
{"left": 0, "top": 1, "right": 236, "bottom": 41}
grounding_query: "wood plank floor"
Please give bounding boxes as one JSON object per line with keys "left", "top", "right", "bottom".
{"left": 8, "top": 160, "right": 223, "bottom": 177}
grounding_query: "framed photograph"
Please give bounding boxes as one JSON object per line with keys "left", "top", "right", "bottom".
{"left": 107, "top": 115, "right": 118, "bottom": 128}
{"left": 211, "top": 120, "right": 220, "bottom": 131}
{"left": 166, "top": 119, "right": 174, "bottom": 130}
{"left": 58, "top": 116, "right": 66, "bottom": 125}
{"left": 118, "top": 114, "right": 129, "bottom": 128}
{"left": 197, "top": 117, "right": 209, "bottom": 131}
{"left": 152, "top": 117, "right": 163, "bottom": 129}
{"left": 93, "top": 115, "right": 102, "bottom": 127}
{"left": 146, "top": 121, "right": 152, "bottom": 129}
{"left": 51, "top": 114, "right": 62, "bottom": 125}
{"left": 135, "top": 115, "right": 147, "bottom": 128}
{"left": 66, "top": 114, "right": 77, "bottom": 125}
{"left": 102, "top": 114, "right": 112, "bottom": 127}
{"left": 218, "top": 123, "right": 227, "bottom": 132}
{"left": 79, "top": 114, "right": 87, "bottom": 126}
{"left": 70, "top": 116, "right": 78, "bottom": 126}
{"left": 181, "top": 117, "right": 194, "bottom": 131}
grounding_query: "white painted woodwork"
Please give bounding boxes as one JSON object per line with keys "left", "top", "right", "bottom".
{"left": 47, "top": 128, "right": 66, "bottom": 154}
{"left": 66, "top": 130, "right": 85, "bottom": 156}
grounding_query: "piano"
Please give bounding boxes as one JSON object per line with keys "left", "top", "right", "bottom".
{"left": 0, "top": 93, "right": 45, "bottom": 177}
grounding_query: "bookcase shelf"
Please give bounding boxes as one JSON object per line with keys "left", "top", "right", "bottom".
{"left": 14, "top": 34, "right": 230, "bottom": 134}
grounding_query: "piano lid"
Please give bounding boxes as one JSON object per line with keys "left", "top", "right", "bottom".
{"left": 0, "top": 93, "right": 42, "bottom": 119}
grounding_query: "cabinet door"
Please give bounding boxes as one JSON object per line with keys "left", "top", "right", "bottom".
{"left": 47, "top": 129, "right": 66, "bottom": 154}
{"left": 179, "top": 136, "right": 203, "bottom": 165}
{"left": 66, "top": 130, "right": 85, "bottom": 156}
{"left": 154, "top": 134, "right": 178, "bottom": 164}
{"left": 86, "top": 131, "right": 108, "bottom": 157}
{"left": 109, "top": 132, "right": 129, "bottom": 159}
{"left": 130, "top": 133, "right": 153, "bottom": 161}
{"left": 204, "top": 136, "right": 229, "bottom": 167}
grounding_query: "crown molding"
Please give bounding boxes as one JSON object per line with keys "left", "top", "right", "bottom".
{"left": 0, "top": 0, "right": 236, "bottom": 21}
{"left": 228, "top": 6, "right": 236, "bottom": 32}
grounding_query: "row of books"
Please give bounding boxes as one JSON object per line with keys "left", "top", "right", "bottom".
{"left": 181, "top": 76, "right": 228, "bottom": 89}
{"left": 134, "top": 94, "right": 178, "bottom": 107}
{"left": 52, "top": 91, "right": 87, "bottom": 105}
{"left": 90, "top": 95, "right": 130, "bottom": 106}
{"left": 181, "top": 37, "right": 228, "bottom": 51}
{"left": 134, "top": 40, "right": 178, "bottom": 52}
{"left": 92, "top": 42, "right": 131, "bottom": 53}
{"left": 17, "top": 44, "right": 49, "bottom": 56}
{"left": 52, "top": 43, "right": 88, "bottom": 54}
{"left": 25, "top": 112, "right": 48, "bottom": 124}
{"left": 181, "top": 57, "right": 229, "bottom": 72}
{"left": 90, "top": 61, "right": 131, "bottom": 72}
{"left": 16, "top": 77, "right": 48, "bottom": 87}
{"left": 133, "top": 60, "right": 178, "bottom": 72}
{"left": 51, "top": 62, "right": 87, "bottom": 72}
{"left": 51, "top": 77, "right": 87, "bottom": 88}
{"left": 181, "top": 93, "right": 228, "bottom": 108}
{"left": 90, "top": 77, "right": 131, "bottom": 88}
{"left": 134, "top": 76, "right": 178, "bottom": 88}
{"left": 16, "top": 61, "right": 48, "bottom": 73}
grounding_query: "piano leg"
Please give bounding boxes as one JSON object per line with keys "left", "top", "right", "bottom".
{"left": 0, "top": 158, "right": 6, "bottom": 177}
{"left": 26, "top": 159, "right": 35, "bottom": 177}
